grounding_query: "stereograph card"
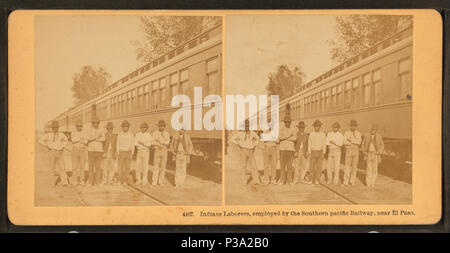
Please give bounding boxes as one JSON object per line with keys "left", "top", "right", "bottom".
{"left": 8, "top": 9, "right": 442, "bottom": 225}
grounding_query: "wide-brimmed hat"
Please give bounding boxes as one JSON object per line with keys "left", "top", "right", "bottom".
{"left": 75, "top": 120, "right": 83, "bottom": 127}
{"left": 297, "top": 121, "right": 306, "bottom": 128}
{"left": 157, "top": 120, "right": 166, "bottom": 127}
{"left": 121, "top": 120, "right": 130, "bottom": 127}
{"left": 140, "top": 122, "right": 149, "bottom": 128}
{"left": 91, "top": 116, "right": 100, "bottom": 123}
{"left": 349, "top": 119, "right": 359, "bottom": 126}
{"left": 332, "top": 122, "right": 340, "bottom": 128}
{"left": 106, "top": 122, "right": 114, "bottom": 129}
{"left": 51, "top": 121, "right": 59, "bottom": 128}
{"left": 313, "top": 120, "right": 322, "bottom": 127}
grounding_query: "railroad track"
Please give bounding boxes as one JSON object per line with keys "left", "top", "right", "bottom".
{"left": 317, "top": 182, "right": 358, "bottom": 205}
{"left": 258, "top": 179, "right": 359, "bottom": 205}
{"left": 126, "top": 184, "right": 169, "bottom": 205}
{"left": 68, "top": 183, "right": 169, "bottom": 206}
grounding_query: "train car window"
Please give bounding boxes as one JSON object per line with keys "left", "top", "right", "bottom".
{"left": 189, "top": 40, "right": 198, "bottom": 49}
{"left": 138, "top": 86, "right": 143, "bottom": 111}
{"left": 373, "top": 70, "right": 382, "bottom": 104}
{"left": 152, "top": 60, "right": 158, "bottom": 68}
{"left": 303, "top": 98, "right": 307, "bottom": 117}
{"left": 144, "top": 84, "right": 149, "bottom": 110}
{"left": 151, "top": 81, "right": 158, "bottom": 110}
{"left": 170, "top": 72, "right": 178, "bottom": 98}
{"left": 110, "top": 98, "right": 114, "bottom": 117}
{"left": 127, "top": 91, "right": 131, "bottom": 114}
{"left": 361, "top": 51, "right": 369, "bottom": 60}
{"left": 324, "top": 89, "right": 329, "bottom": 112}
{"left": 363, "top": 73, "right": 371, "bottom": 106}
{"left": 117, "top": 96, "right": 120, "bottom": 116}
{"left": 159, "top": 56, "right": 166, "bottom": 65}
{"left": 168, "top": 51, "right": 175, "bottom": 59}
{"left": 370, "top": 46, "right": 378, "bottom": 56}
{"left": 160, "top": 77, "right": 167, "bottom": 108}
{"left": 337, "top": 84, "right": 343, "bottom": 110}
{"left": 176, "top": 46, "right": 184, "bottom": 55}
{"left": 307, "top": 97, "right": 311, "bottom": 116}
{"left": 382, "top": 39, "right": 391, "bottom": 49}
{"left": 352, "top": 78, "right": 360, "bottom": 108}
{"left": 206, "top": 57, "right": 219, "bottom": 95}
{"left": 398, "top": 58, "right": 412, "bottom": 100}
{"left": 131, "top": 89, "right": 136, "bottom": 113}
{"left": 319, "top": 91, "right": 324, "bottom": 114}
{"left": 180, "top": 69, "right": 189, "bottom": 95}
{"left": 331, "top": 87, "right": 336, "bottom": 111}
{"left": 344, "top": 81, "right": 352, "bottom": 109}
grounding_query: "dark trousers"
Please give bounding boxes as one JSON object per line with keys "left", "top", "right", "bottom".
{"left": 279, "top": 150, "right": 294, "bottom": 184}
{"left": 88, "top": 151, "right": 103, "bottom": 185}
{"left": 118, "top": 151, "right": 132, "bottom": 184}
{"left": 310, "top": 150, "right": 324, "bottom": 183}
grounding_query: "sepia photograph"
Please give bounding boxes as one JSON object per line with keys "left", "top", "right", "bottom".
{"left": 7, "top": 10, "right": 441, "bottom": 225}
{"left": 34, "top": 15, "right": 223, "bottom": 206}
{"left": 225, "top": 14, "right": 413, "bottom": 205}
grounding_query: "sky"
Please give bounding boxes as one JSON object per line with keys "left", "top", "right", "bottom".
{"left": 225, "top": 15, "right": 339, "bottom": 96}
{"left": 35, "top": 15, "right": 340, "bottom": 130}
{"left": 35, "top": 16, "right": 143, "bottom": 130}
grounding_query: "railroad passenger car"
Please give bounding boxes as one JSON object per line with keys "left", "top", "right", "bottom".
{"left": 254, "top": 27, "right": 413, "bottom": 182}
{"left": 49, "top": 24, "right": 223, "bottom": 171}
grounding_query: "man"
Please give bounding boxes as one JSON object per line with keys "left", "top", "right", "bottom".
{"left": 325, "top": 122, "right": 344, "bottom": 185}
{"left": 102, "top": 122, "right": 117, "bottom": 185}
{"left": 277, "top": 115, "right": 297, "bottom": 185}
{"left": 39, "top": 120, "right": 69, "bottom": 186}
{"left": 135, "top": 122, "right": 152, "bottom": 185}
{"left": 230, "top": 119, "right": 260, "bottom": 185}
{"left": 362, "top": 124, "right": 385, "bottom": 187}
{"left": 86, "top": 116, "right": 105, "bottom": 186}
{"left": 262, "top": 123, "right": 278, "bottom": 184}
{"left": 62, "top": 130, "right": 73, "bottom": 182}
{"left": 307, "top": 120, "right": 326, "bottom": 185}
{"left": 343, "top": 119, "right": 362, "bottom": 186}
{"left": 170, "top": 128, "right": 193, "bottom": 187}
{"left": 293, "top": 121, "right": 309, "bottom": 184}
{"left": 116, "top": 120, "right": 135, "bottom": 185}
{"left": 71, "top": 120, "right": 87, "bottom": 185}
{"left": 152, "top": 120, "right": 171, "bottom": 186}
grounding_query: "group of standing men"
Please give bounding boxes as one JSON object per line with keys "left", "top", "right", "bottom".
{"left": 230, "top": 115, "right": 385, "bottom": 187}
{"left": 39, "top": 116, "right": 193, "bottom": 188}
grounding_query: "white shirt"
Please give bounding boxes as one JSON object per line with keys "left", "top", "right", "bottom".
{"left": 152, "top": 130, "right": 170, "bottom": 150}
{"left": 116, "top": 131, "right": 135, "bottom": 152}
{"left": 326, "top": 131, "right": 344, "bottom": 149}
{"left": 308, "top": 131, "right": 326, "bottom": 153}
{"left": 71, "top": 130, "right": 87, "bottom": 148}
{"left": 135, "top": 132, "right": 152, "bottom": 150}
{"left": 278, "top": 124, "right": 297, "bottom": 151}
{"left": 87, "top": 127, "right": 105, "bottom": 152}
{"left": 39, "top": 132, "right": 68, "bottom": 151}
{"left": 230, "top": 131, "right": 259, "bottom": 149}
{"left": 344, "top": 130, "right": 362, "bottom": 149}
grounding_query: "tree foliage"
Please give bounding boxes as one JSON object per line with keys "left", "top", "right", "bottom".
{"left": 328, "top": 15, "right": 413, "bottom": 63}
{"left": 134, "top": 16, "right": 222, "bottom": 63}
{"left": 266, "top": 65, "right": 306, "bottom": 100}
{"left": 71, "top": 65, "right": 111, "bottom": 105}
